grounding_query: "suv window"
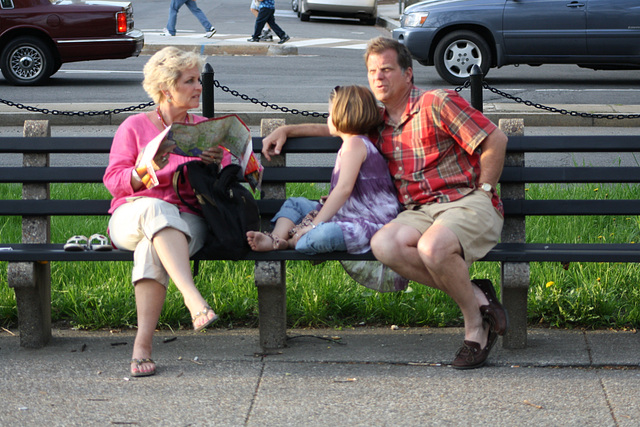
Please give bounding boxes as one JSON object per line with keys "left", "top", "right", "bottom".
{"left": 1, "top": 0, "right": 14, "bottom": 9}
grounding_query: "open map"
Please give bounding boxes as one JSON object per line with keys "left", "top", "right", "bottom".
{"left": 137, "top": 114, "right": 263, "bottom": 192}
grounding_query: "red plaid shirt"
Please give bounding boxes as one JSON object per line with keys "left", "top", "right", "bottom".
{"left": 376, "top": 87, "right": 498, "bottom": 209}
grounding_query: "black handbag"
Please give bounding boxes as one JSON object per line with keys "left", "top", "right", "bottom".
{"left": 173, "top": 161, "right": 260, "bottom": 259}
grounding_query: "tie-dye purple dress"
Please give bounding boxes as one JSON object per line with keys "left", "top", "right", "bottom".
{"left": 329, "top": 136, "right": 409, "bottom": 292}
{"left": 329, "top": 135, "right": 400, "bottom": 254}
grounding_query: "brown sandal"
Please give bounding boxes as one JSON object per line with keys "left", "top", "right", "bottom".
{"left": 130, "top": 358, "right": 156, "bottom": 377}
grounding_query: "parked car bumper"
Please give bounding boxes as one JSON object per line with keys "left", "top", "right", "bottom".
{"left": 55, "top": 29, "right": 144, "bottom": 63}
{"left": 304, "top": 0, "right": 377, "bottom": 16}
{"left": 393, "top": 27, "right": 437, "bottom": 64}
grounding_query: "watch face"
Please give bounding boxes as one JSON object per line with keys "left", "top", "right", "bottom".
{"left": 481, "top": 183, "right": 492, "bottom": 192}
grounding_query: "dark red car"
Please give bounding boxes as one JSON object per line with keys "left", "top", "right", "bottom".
{"left": 0, "top": 0, "right": 143, "bottom": 85}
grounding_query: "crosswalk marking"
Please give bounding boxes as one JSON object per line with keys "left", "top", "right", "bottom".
{"left": 144, "top": 30, "right": 369, "bottom": 50}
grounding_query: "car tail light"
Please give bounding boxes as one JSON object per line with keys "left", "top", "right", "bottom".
{"left": 116, "top": 11, "right": 128, "bottom": 34}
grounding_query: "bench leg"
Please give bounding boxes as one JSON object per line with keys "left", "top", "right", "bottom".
{"left": 7, "top": 262, "right": 52, "bottom": 348}
{"left": 501, "top": 262, "right": 530, "bottom": 349}
{"left": 255, "top": 260, "right": 287, "bottom": 349}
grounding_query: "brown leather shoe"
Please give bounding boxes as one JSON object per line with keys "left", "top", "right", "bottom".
{"left": 472, "top": 279, "right": 508, "bottom": 336}
{"left": 451, "top": 329, "right": 498, "bottom": 370}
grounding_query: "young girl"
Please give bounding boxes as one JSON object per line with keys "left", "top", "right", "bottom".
{"left": 247, "top": 85, "right": 408, "bottom": 292}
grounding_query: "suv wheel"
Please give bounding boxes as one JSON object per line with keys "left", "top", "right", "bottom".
{"left": 433, "top": 30, "right": 491, "bottom": 85}
{"left": 1, "top": 36, "right": 55, "bottom": 86}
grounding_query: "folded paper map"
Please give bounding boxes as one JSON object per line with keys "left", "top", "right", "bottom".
{"left": 136, "top": 114, "right": 263, "bottom": 192}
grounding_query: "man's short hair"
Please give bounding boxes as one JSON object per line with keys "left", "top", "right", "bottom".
{"left": 364, "top": 36, "right": 413, "bottom": 73}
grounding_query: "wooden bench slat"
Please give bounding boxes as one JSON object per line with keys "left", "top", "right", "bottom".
{"left": 500, "top": 166, "right": 640, "bottom": 183}
{"left": 502, "top": 199, "right": 640, "bottom": 216}
{"left": 3, "top": 242, "right": 640, "bottom": 263}
{"left": 505, "top": 135, "right": 640, "bottom": 152}
{"left": 0, "top": 167, "right": 106, "bottom": 183}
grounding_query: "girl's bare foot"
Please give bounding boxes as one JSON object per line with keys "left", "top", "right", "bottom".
{"left": 247, "top": 231, "right": 287, "bottom": 251}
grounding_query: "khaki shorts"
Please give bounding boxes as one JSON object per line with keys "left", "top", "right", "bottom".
{"left": 392, "top": 190, "right": 503, "bottom": 265}
{"left": 109, "top": 197, "right": 207, "bottom": 287}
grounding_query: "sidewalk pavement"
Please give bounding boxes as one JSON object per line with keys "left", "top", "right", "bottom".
{"left": 1, "top": 326, "right": 639, "bottom": 426}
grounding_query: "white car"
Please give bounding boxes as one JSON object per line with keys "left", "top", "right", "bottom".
{"left": 292, "top": 0, "right": 378, "bottom": 25}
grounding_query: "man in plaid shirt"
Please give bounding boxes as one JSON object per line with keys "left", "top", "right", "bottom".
{"left": 262, "top": 37, "right": 508, "bottom": 370}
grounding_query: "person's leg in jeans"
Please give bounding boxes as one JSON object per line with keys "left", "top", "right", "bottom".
{"left": 294, "top": 222, "right": 347, "bottom": 255}
{"left": 166, "top": 0, "right": 186, "bottom": 35}
{"left": 184, "top": 0, "right": 213, "bottom": 31}
{"left": 264, "top": 9, "right": 286, "bottom": 39}
{"left": 247, "top": 197, "right": 317, "bottom": 251}
{"left": 251, "top": 7, "right": 271, "bottom": 39}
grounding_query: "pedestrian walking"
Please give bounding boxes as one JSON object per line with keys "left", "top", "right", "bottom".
{"left": 250, "top": 0, "right": 273, "bottom": 41}
{"left": 163, "top": 0, "right": 217, "bottom": 38}
{"left": 247, "top": 0, "right": 290, "bottom": 44}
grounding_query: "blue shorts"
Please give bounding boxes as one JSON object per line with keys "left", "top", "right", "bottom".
{"left": 271, "top": 197, "right": 347, "bottom": 255}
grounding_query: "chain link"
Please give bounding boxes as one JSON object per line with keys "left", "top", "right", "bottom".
{"left": 0, "top": 97, "right": 155, "bottom": 116}
{"left": 455, "top": 81, "right": 640, "bottom": 120}
{"left": 2, "top": 79, "right": 636, "bottom": 121}
{"left": 213, "top": 80, "right": 329, "bottom": 118}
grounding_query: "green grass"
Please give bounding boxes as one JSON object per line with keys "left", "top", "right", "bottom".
{"left": 2, "top": 181, "right": 640, "bottom": 331}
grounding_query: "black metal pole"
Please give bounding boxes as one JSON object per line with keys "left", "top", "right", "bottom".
{"left": 469, "top": 65, "right": 483, "bottom": 113}
{"left": 202, "top": 63, "right": 214, "bottom": 118}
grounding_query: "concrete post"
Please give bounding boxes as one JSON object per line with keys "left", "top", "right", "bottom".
{"left": 498, "top": 118, "right": 529, "bottom": 349}
{"left": 7, "top": 120, "right": 52, "bottom": 348}
{"left": 255, "top": 118, "right": 287, "bottom": 349}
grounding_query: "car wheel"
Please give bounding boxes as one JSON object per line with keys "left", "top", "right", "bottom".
{"left": 433, "top": 30, "right": 491, "bottom": 86}
{"left": 1, "top": 36, "right": 55, "bottom": 86}
{"left": 291, "top": 0, "right": 299, "bottom": 12}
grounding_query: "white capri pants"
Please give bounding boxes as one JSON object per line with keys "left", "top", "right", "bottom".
{"left": 108, "top": 197, "right": 208, "bottom": 287}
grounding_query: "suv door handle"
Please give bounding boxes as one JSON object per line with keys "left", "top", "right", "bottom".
{"left": 567, "top": 1, "right": 585, "bottom": 8}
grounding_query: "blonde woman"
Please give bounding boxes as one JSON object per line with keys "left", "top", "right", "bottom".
{"left": 104, "top": 47, "right": 231, "bottom": 377}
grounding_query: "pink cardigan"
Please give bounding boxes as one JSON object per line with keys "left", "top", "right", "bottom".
{"left": 103, "top": 113, "right": 231, "bottom": 214}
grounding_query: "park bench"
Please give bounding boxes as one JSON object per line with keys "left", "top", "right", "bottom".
{"left": 2, "top": 118, "right": 640, "bottom": 350}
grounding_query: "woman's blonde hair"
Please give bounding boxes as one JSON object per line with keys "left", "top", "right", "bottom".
{"left": 329, "top": 85, "right": 381, "bottom": 135}
{"left": 142, "top": 47, "right": 205, "bottom": 104}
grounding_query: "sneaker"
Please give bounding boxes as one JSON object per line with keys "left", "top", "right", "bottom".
{"left": 247, "top": 37, "right": 260, "bottom": 42}
{"left": 205, "top": 26, "right": 216, "bottom": 38}
{"left": 161, "top": 28, "right": 174, "bottom": 36}
{"left": 278, "top": 34, "right": 290, "bottom": 44}
{"left": 259, "top": 28, "right": 273, "bottom": 41}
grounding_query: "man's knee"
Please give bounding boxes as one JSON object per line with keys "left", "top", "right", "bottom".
{"left": 417, "top": 225, "right": 461, "bottom": 265}
{"left": 371, "top": 224, "right": 402, "bottom": 260}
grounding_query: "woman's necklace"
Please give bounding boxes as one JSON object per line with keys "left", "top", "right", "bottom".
{"left": 156, "top": 106, "right": 190, "bottom": 129}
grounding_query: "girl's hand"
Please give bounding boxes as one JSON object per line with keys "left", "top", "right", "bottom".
{"left": 200, "top": 146, "right": 224, "bottom": 165}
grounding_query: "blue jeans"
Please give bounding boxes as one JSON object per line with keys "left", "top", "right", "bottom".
{"left": 167, "top": 0, "right": 212, "bottom": 35}
{"left": 252, "top": 7, "right": 285, "bottom": 39}
{"left": 272, "top": 197, "right": 346, "bottom": 255}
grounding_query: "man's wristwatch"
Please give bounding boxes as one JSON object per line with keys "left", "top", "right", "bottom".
{"left": 480, "top": 183, "right": 493, "bottom": 192}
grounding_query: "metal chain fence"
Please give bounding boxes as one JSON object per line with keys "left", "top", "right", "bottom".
{"left": 0, "top": 97, "right": 154, "bottom": 117}
{"left": 455, "top": 80, "right": 640, "bottom": 120}
{"left": 1, "top": 79, "right": 638, "bottom": 120}
{"left": 213, "top": 80, "right": 330, "bottom": 119}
